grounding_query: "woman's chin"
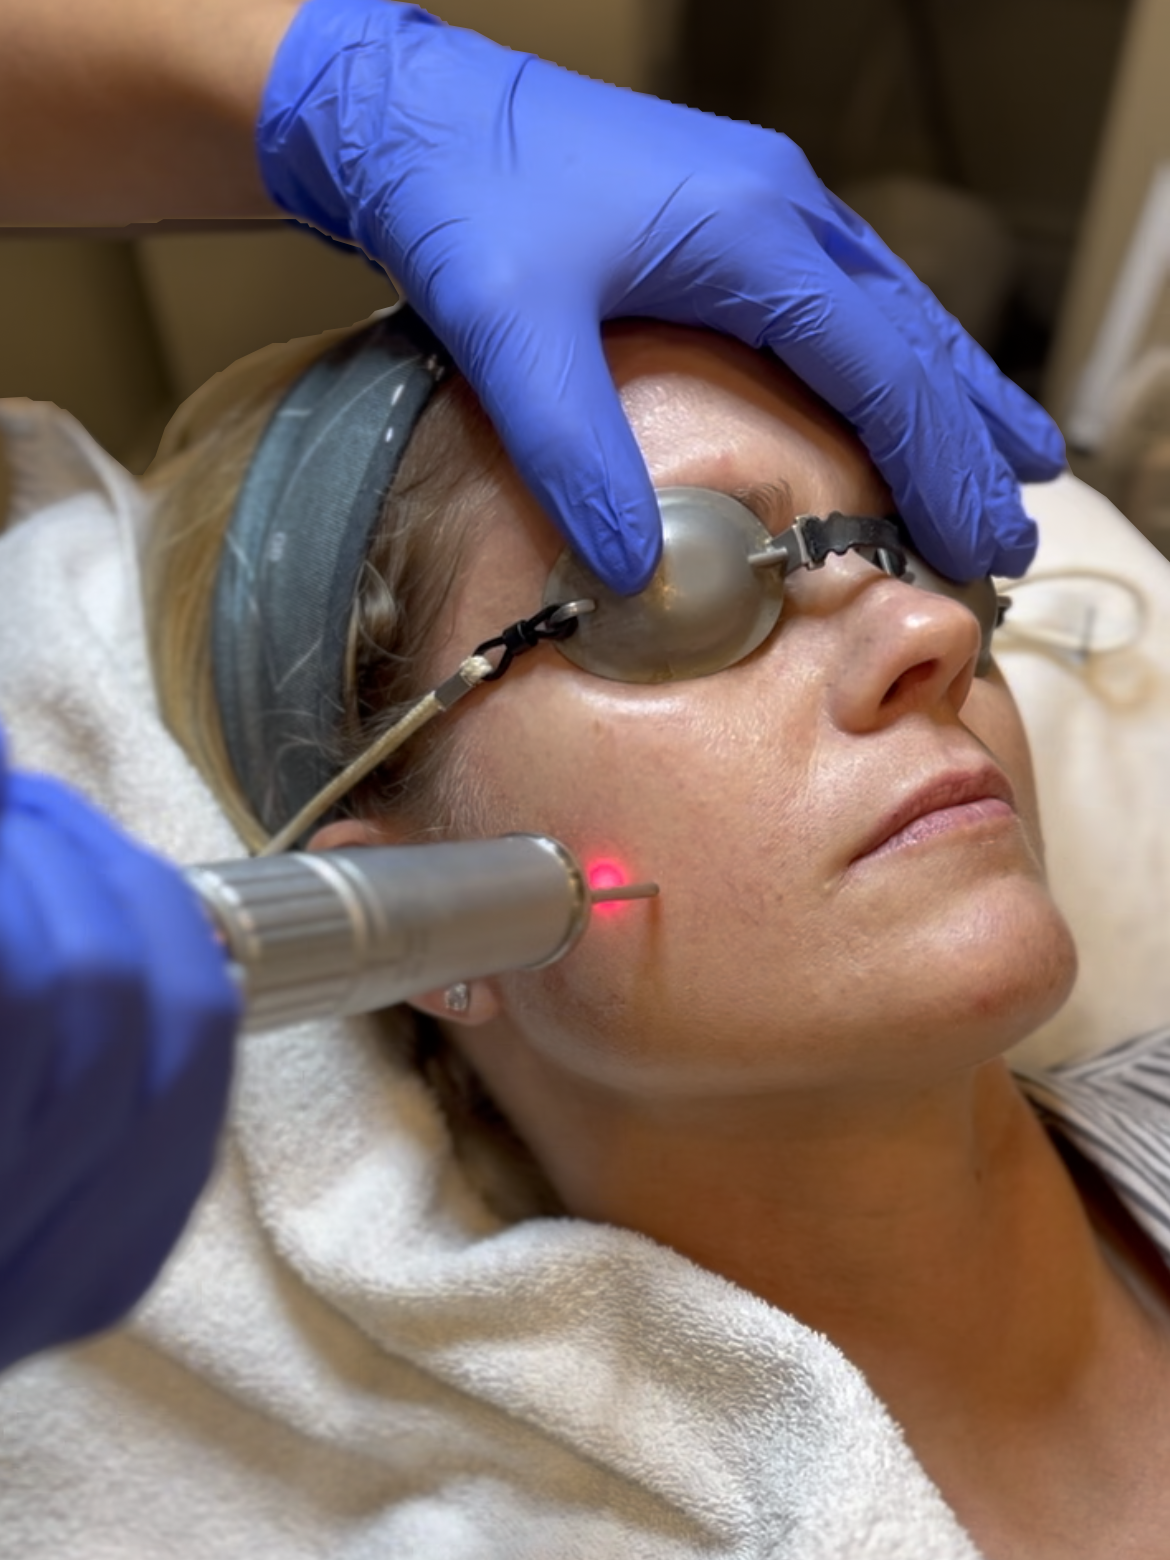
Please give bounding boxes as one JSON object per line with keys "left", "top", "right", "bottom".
{"left": 743, "top": 876, "right": 1083, "bottom": 1093}
{"left": 874, "top": 882, "right": 1080, "bottom": 1071}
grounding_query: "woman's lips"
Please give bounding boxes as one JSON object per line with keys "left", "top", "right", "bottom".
{"left": 851, "top": 767, "right": 1017, "bottom": 867}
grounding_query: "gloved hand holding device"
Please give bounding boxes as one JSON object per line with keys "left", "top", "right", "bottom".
{"left": 257, "top": 0, "right": 1066, "bottom": 593}
{"left": 0, "top": 737, "right": 238, "bottom": 1373}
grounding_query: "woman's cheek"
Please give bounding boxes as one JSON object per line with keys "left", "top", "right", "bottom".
{"left": 453, "top": 669, "right": 827, "bottom": 1073}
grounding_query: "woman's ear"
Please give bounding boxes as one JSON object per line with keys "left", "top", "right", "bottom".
{"left": 307, "top": 817, "right": 391, "bottom": 852}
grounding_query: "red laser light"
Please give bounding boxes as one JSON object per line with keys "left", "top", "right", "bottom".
{"left": 588, "top": 861, "right": 625, "bottom": 892}
{"left": 587, "top": 859, "right": 627, "bottom": 914}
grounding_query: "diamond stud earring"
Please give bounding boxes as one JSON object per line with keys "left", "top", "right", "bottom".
{"left": 443, "top": 982, "right": 471, "bottom": 1014}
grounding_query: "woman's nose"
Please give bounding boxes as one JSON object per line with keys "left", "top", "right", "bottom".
{"left": 819, "top": 567, "right": 983, "bottom": 733}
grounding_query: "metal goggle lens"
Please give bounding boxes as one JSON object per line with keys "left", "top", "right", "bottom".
{"left": 542, "top": 488, "right": 1003, "bottom": 684}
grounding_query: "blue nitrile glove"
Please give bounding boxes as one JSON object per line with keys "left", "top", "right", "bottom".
{"left": 0, "top": 736, "right": 239, "bottom": 1372}
{"left": 257, "top": 0, "right": 1065, "bottom": 590}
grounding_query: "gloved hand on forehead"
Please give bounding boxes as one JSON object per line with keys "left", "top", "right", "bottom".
{"left": 0, "top": 739, "right": 238, "bottom": 1370}
{"left": 257, "top": 0, "right": 1065, "bottom": 593}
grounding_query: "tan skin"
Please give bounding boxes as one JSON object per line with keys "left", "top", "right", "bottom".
{"left": 317, "top": 324, "right": 1170, "bottom": 1559}
{"left": 0, "top": 0, "right": 295, "bottom": 223}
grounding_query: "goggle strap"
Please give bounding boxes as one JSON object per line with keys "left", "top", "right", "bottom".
{"left": 751, "top": 513, "right": 908, "bottom": 574}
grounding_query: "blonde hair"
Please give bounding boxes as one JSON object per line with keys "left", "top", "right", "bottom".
{"left": 141, "top": 320, "right": 558, "bottom": 1220}
{"left": 142, "top": 322, "right": 500, "bottom": 849}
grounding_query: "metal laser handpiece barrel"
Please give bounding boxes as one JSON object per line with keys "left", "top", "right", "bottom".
{"left": 186, "top": 834, "right": 588, "bottom": 1034}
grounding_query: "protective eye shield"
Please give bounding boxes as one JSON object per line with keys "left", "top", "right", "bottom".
{"left": 543, "top": 488, "right": 1003, "bottom": 684}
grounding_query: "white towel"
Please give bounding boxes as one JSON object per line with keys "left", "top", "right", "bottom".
{"left": 9, "top": 396, "right": 1121, "bottom": 1560}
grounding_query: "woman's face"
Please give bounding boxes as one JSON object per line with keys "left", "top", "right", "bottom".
{"left": 414, "top": 324, "right": 1078, "bottom": 1097}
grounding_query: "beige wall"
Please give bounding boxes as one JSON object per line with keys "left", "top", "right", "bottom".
{"left": 0, "top": 226, "right": 395, "bottom": 470}
{"left": 1045, "top": 0, "right": 1170, "bottom": 427}
{"left": 0, "top": 238, "right": 168, "bottom": 468}
{"left": 136, "top": 229, "right": 395, "bottom": 403}
{"left": 431, "top": 0, "right": 655, "bottom": 88}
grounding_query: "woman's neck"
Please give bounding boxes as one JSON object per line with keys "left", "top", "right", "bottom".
{"left": 472, "top": 1048, "right": 1098, "bottom": 1401}
{"left": 466, "top": 1037, "right": 1170, "bottom": 1556}
{"left": 515, "top": 1059, "right": 1105, "bottom": 1420}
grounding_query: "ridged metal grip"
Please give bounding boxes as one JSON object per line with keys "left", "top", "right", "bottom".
{"left": 186, "top": 834, "right": 587, "bottom": 1033}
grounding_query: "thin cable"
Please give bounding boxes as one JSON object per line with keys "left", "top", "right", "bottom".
{"left": 258, "top": 602, "right": 585, "bottom": 855}
{"left": 259, "top": 654, "right": 494, "bottom": 856}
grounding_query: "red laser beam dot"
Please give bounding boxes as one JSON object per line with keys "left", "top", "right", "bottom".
{"left": 588, "top": 859, "right": 628, "bottom": 915}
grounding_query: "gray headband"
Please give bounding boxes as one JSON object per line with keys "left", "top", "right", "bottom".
{"left": 212, "top": 305, "right": 451, "bottom": 838}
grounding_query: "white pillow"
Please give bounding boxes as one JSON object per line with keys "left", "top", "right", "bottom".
{"left": 1004, "top": 473, "right": 1170, "bottom": 1068}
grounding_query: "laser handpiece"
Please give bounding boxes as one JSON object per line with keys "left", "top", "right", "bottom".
{"left": 186, "top": 834, "right": 657, "bottom": 1034}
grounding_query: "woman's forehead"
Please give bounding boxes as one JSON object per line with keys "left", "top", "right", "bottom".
{"left": 601, "top": 325, "right": 889, "bottom": 511}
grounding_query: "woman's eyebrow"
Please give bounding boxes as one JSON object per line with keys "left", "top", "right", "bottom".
{"left": 728, "top": 480, "right": 797, "bottom": 534}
